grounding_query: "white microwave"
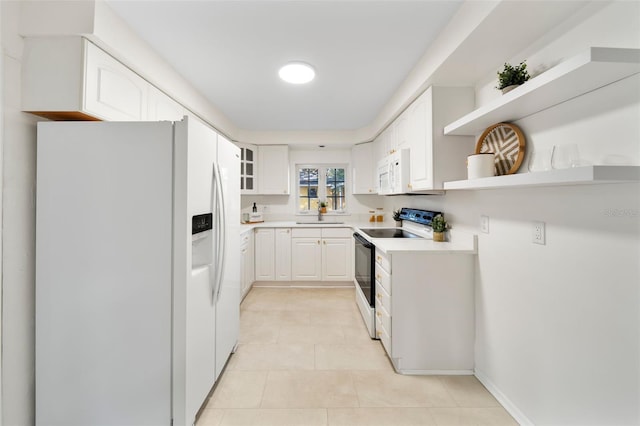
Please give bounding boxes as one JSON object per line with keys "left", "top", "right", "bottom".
{"left": 377, "top": 148, "right": 411, "bottom": 195}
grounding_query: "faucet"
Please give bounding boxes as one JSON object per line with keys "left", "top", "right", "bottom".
{"left": 318, "top": 206, "right": 323, "bottom": 221}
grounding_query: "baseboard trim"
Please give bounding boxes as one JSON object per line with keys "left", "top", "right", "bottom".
{"left": 475, "top": 369, "right": 533, "bottom": 426}
{"left": 251, "top": 281, "right": 354, "bottom": 288}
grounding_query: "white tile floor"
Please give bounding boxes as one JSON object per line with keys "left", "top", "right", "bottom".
{"left": 197, "top": 287, "right": 518, "bottom": 426}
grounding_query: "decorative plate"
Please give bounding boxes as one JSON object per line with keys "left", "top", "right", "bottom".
{"left": 475, "top": 123, "right": 526, "bottom": 175}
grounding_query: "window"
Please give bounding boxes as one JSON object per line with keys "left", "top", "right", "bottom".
{"left": 297, "top": 165, "right": 347, "bottom": 213}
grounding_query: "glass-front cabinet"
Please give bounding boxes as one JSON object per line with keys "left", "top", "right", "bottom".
{"left": 237, "top": 143, "right": 257, "bottom": 194}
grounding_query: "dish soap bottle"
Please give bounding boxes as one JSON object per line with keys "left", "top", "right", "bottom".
{"left": 252, "top": 202, "right": 257, "bottom": 213}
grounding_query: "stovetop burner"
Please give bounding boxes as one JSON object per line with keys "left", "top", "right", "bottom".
{"left": 358, "top": 228, "right": 423, "bottom": 239}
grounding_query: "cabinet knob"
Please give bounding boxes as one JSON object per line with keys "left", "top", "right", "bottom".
{"left": 377, "top": 256, "right": 381, "bottom": 261}
{"left": 317, "top": 240, "right": 320, "bottom": 244}
{"left": 323, "top": 240, "right": 326, "bottom": 245}
{"left": 376, "top": 274, "right": 381, "bottom": 280}
{"left": 377, "top": 331, "right": 382, "bottom": 337}
{"left": 377, "top": 293, "right": 381, "bottom": 299}
{"left": 376, "top": 312, "right": 382, "bottom": 317}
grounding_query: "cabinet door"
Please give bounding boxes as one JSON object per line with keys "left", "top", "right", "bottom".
{"left": 258, "top": 145, "right": 290, "bottom": 194}
{"left": 321, "top": 238, "right": 353, "bottom": 281}
{"left": 393, "top": 112, "right": 410, "bottom": 152}
{"left": 291, "top": 238, "right": 322, "bottom": 280}
{"left": 237, "top": 143, "right": 258, "bottom": 194}
{"left": 274, "top": 228, "right": 291, "bottom": 281}
{"left": 84, "top": 41, "right": 149, "bottom": 121}
{"left": 147, "top": 86, "right": 185, "bottom": 121}
{"left": 351, "top": 142, "right": 375, "bottom": 194}
{"left": 254, "top": 229, "right": 275, "bottom": 281}
{"left": 407, "top": 88, "right": 433, "bottom": 190}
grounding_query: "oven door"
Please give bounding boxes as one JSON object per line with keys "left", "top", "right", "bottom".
{"left": 353, "top": 232, "right": 375, "bottom": 307}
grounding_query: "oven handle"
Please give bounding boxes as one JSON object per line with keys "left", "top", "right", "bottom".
{"left": 353, "top": 232, "right": 374, "bottom": 248}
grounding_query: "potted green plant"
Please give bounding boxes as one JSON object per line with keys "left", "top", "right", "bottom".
{"left": 431, "top": 214, "right": 449, "bottom": 242}
{"left": 319, "top": 201, "right": 327, "bottom": 214}
{"left": 496, "top": 60, "right": 530, "bottom": 94}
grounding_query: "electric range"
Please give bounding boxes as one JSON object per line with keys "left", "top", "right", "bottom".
{"left": 352, "top": 208, "right": 441, "bottom": 339}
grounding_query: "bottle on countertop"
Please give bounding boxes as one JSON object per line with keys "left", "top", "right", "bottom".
{"left": 252, "top": 202, "right": 257, "bottom": 213}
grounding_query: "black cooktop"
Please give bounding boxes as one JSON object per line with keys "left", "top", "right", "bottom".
{"left": 359, "top": 228, "right": 422, "bottom": 239}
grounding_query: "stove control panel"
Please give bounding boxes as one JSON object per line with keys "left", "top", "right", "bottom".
{"left": 398, "top": 208, "right": 441, "bottom": 226}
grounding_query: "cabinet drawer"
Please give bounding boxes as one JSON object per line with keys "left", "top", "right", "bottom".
{"left": 375, "top": 264, "right": 391, "bottom": 295}
{"left": 375, "top": 249, "right": 391, "bottom": 273}
{"left": 291, "top": 228, "right": 321, "bottom": 238}
{"left": 376, "top": 304, "right": 391, "bottom": 336}
{"left": 321, "top": 227, "right": 352, "bottom": 238}
{"left": 376, "top": 316, "right": 392, "bottom": 354}
{"left": 241, "top": 231, "right": 251, "bottom": 246}
{"left": 375, "top": 284, "right": 391, "bottom": 315}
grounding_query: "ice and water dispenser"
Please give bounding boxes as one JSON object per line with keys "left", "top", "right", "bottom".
{"left": 192, "top": 213, "right": 213, "bottom": 270}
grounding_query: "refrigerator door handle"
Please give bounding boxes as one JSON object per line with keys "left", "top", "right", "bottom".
{"left": 212, "top": 161, "right": 225, "bottom": 302}
{"left": 215, "top": 162, "right": 227, "bottom": 301}
{"left": 209, "top": 164, "right": 220, "bottom": 303}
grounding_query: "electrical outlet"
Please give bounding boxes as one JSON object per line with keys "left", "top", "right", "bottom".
{"left": 480, "top": 215, "right": 490, "bottom": 233}
{"left": 532, "top": 221, "right": 545, "bottom": 245}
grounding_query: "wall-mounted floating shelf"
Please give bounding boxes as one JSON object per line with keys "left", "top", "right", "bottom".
{"left": 443, "top": 165, "right": 640, "bottom": 190}
{"left": 444, "top": 47, "right": 640, "bottom": 136}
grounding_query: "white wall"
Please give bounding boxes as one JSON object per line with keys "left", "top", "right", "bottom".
{"left": 242, "top": 148, "right": 385, "bottom": 221}
{"left": 385, "top": 2, "right": 640, "bottom": 424}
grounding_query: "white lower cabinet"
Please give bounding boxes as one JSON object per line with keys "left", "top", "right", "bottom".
{"left": 254, "top": 228, "right": 275, "bottom": 280}
{"left": 254, "top": 228, "right": 291, "bottom": 281}
{"left": 240, "top": 231, "right": 254, "bottom": 299}
{"left": 275, "top": 228, "right": 292, "bottom": 281}
{"left": 374, "top": 248, "right": 475, "bottom": 374}
{"left": 291, "top": 229, "right": 322, "bottom": 280}
{"left": 291, "top": 228, "right": 353, "bottom": 282}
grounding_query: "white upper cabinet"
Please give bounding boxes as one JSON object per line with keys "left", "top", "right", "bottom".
{"left": 236, "top": 143, "right": 258, "bottom": 194}
{"left": 147, "top": 86, "right": 186, "bottom": 121}
{"left": 22, "top": 37, "right": 150, "bottom": 121}
{"left": 351, "top": 142, "right": 376, "bottom": 194}
{"left": 406, "top": 86, "right": 475, "bottom": 191}
{"left": 258, "top": 145, "right": 290, "bottom": 195}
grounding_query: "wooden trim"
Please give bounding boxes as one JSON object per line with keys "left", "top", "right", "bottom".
{"left": 25, "top": 111, "right": 102, "bottom": 121}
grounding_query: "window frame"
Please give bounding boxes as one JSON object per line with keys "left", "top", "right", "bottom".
{"left": 296, "top": 164, "right": 348, "bottom": 214}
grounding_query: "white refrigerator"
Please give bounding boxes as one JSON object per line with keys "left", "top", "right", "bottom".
{"left": 35, "top": 117, "right": 240, "bottom": 426}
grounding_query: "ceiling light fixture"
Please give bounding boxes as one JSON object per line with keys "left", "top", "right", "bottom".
{"left": 278, "top": 62, "right": 315, "bottom": 84}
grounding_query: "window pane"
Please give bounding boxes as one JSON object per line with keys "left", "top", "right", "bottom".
{"left": 246, "top": 163, "right": 253, "bottom": 175}
{"left": 246, "top": 149, "right": 253, "bottom": 162}
{"left": 325, "top": 168, "right": 346, "bottom": 211}
{"left": 298, "top": 168, "right": 319, "bottom": 211}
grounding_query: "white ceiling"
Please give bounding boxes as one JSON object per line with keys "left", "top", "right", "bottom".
{"left": 104, "top": 0, "right": 463, "bottom": 132}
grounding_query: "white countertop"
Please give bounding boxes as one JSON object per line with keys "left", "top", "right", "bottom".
{"left": 240, "top": 221, "right": 477, "bottom": 254}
